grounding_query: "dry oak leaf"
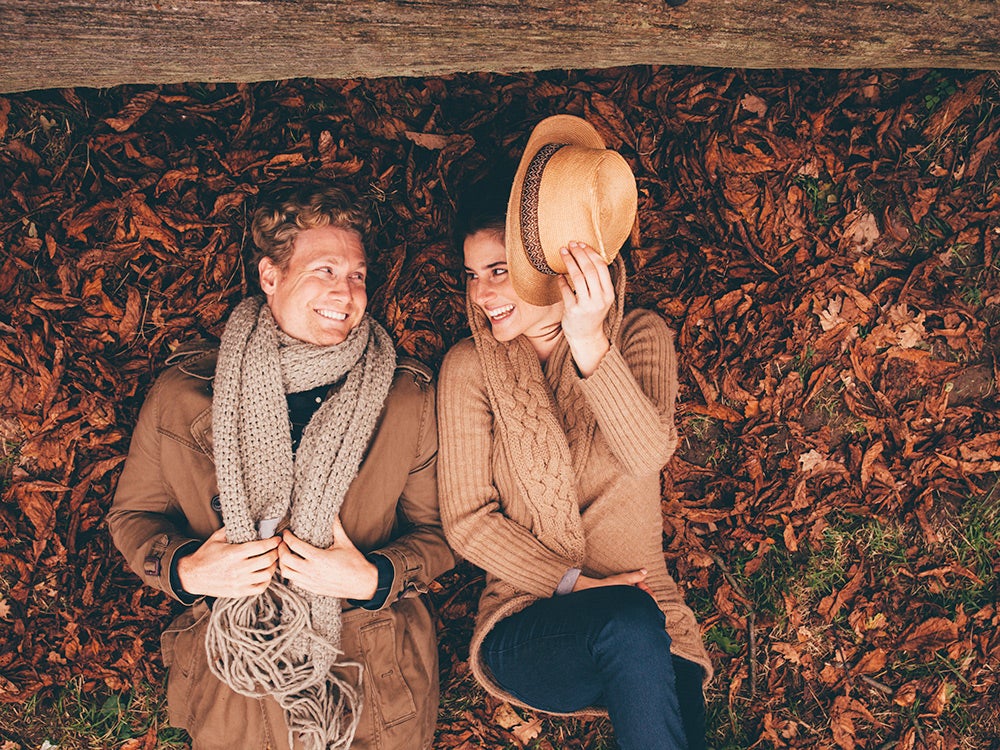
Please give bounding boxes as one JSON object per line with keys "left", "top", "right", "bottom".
{"left": 404, "top": 131, "right": 452, "bottom": 150}
{"left": 798, "top": 449, "right": 848, "bottom": 477}
{"left": 899, "top": 617, "right": 959, "bottom": 653}
{"left": 105, "top": 90, "right": 159, "bottom": 132}
{"left": 842, "top": 208, "right": 880, "bottom": 252}
{"left": 740, "top": 94, "right": 768, "bottom": 118}
{"left": 830, "top": 695, "right": 875, "bottom": 750}
{"left": 0, "top": 97, "right": 10, "bottom": 141}
{"left": 853, "top": 647, "right": 887, "bottom": 675}
{"left": 512, "top": 717, "right": 543, "bottom": 745}
{"left": 935, "top": 452, "right": 1000, "bottom": 474}
{"left": 922, "top": 680, "right": 952, "bottom": 718}
{"left": 771, "top": 641, "right": 803, "bottom": 665}
{"left": 817, "top": 295, "right": 846, "bottom": 332}
{"left": 860, "top": 440, "right": 895, "bottom": 489}
{"left": 894, "top": 681, "right": 919, "bottom": 707}
{"left": 886, "top": 304, "right": 927, "bottom": 349}
{"left": 956, "top": 431, "right": 1000, "bottom": 462}
{"left": 492, "top": 702, "right": 524, "bottom": 730}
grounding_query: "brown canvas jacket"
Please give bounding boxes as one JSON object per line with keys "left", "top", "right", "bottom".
{"left": 108, "top": 346, "right": 454, "bottom": 750}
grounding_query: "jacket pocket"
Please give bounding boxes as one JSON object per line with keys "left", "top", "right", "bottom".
{"left": 358, "top": 618, "right": 417, "bottom": 728}
{"left": 161, "top": 602, "right": 211, "bottom": 732}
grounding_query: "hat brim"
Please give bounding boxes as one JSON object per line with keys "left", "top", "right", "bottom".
{"left": 506, "top": 115, "right": 607, "bottom": 307}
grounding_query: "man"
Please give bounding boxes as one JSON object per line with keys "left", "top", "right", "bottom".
{"left": 108, "top": 182, "right": 454, "bottom": 750}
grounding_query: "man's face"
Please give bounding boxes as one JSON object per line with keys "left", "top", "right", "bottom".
{"left": 259, "top": 225, "right": 367, "bottom": 346}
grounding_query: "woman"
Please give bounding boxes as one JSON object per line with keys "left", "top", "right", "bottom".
{"left": 437, "top": 116, "right": 712, "bottom": 750}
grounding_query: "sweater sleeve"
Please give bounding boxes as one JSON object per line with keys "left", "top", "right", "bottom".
{"left": 576, "top": 310, "right": 680, "bottom": 476}
{"left": 437, "top": 340, "right": 576, "bottom": 598}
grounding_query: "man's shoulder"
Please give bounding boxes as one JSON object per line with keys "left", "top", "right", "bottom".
{"left": 149, "top": 340, "right": 218, "bottom": 406}
{"left": 393, "top": 356, "right": 433, "bottom": 387}
{"left": 164, "top": 338, "right": 219, "bottom": 380}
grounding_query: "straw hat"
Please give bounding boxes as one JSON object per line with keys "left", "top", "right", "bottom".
{"left": 505, "top": 114, "right": 637, "bottom": 306}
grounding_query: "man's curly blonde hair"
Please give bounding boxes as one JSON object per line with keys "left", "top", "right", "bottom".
{"left": 251, "top": 183, "right": 370, "bottom": 270}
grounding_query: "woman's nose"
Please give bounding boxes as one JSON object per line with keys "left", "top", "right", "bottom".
{"left": 471, "top": 280, "right": 493, "bottom": 307}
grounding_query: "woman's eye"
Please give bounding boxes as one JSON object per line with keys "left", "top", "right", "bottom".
{"left": 349, "top": 272, "right": 365, "bottom": 282}
{"left": 492, "top": 267, "right": 508, "bottom": 277}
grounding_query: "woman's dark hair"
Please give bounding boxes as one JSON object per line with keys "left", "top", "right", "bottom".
{"left": 451, "top": 165, "right": 516, "bottom": 253}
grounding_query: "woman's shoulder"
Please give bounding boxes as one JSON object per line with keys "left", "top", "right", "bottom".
{"left": 620, "top": 308, "right": 674, "bottom": 342}
{"left": 439, "top": 337, "right": 485, "bottom": 394}
{"left": 440, "top": 336, "right": 480, "bottom": 372}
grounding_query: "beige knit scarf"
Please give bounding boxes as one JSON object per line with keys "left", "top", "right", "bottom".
{"left": 468, "top": 257, "right": 627, "bottom": 565}
{"left": 204, "top": 296, "right": 396, "bottom": 750}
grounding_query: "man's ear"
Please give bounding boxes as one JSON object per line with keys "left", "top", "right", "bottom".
{"left": 258, "top": 257, "right": 279, "bottom": 295}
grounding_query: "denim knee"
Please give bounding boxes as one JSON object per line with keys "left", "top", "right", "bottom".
{"left": 592, "top": 586, "right": 672, "bottom": 652}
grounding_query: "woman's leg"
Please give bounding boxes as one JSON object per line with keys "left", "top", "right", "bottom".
{"left": 481, "top": 585, "right": 691, "bottom": 750}
{"left": 672, "top": 655, "right": 707, "bottom": 750}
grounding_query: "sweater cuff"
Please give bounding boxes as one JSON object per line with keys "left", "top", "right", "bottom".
{"left": 555, "top": 568, "right": 581, "bottom": 596}
{"left": 347, "top": 553, "right": 395, "bottom": 610}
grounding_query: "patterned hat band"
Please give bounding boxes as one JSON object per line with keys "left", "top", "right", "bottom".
{"left": 519, "top": 142, "right": 566, "bottom": 276}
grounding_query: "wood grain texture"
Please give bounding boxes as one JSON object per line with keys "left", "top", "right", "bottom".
{"left": 1, "top": 0, "right": 999, "bottom": 92}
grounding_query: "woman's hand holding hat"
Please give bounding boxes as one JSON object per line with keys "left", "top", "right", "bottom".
{"left": 505, "top": 114, "right": 637, "bottom": 307}
{"left": 558, "top": 241, "right": 613, "bottom": 377}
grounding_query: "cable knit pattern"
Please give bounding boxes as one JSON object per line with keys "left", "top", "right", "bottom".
{"left": 206, "top": 297, "right": 396, "bottom": 750}
{"left": 439, "top": 274, "right": 712, "bottom": 713}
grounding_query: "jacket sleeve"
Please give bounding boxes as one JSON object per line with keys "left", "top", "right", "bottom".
{"left": 576, "top": 310, "right": 680, "bottom": 476}
{"left": 437, "top": 341, "right": 577, "bottom": 598}
{"left": 364, "top": 371, "right": 455, "bottom": 610}
{"left": 106, "top": 374, "right": 205, "bottom": 603}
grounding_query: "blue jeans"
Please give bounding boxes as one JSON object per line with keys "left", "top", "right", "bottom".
{"left": 482, "top": 585, "right": 706, "bottom": 750}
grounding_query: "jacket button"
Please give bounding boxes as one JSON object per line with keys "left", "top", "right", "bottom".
{"left": 210, "top": 495, "right": 222, "bottom": 511}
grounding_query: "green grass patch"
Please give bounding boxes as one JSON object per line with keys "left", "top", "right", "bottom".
{"left": 0, "top": 677, "right": 188, "bottom": 750}
{"left": 704, "top": 623, "right": 743, "bottom": 657}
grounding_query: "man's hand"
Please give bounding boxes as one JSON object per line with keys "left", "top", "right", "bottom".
{"left": 557, "top": 242, "right": 614, "bottom": 377}
{"left": 176, "top": 526, "right": 280, "bottom": 598}
{"left": 277, "top": 516, "right": 379, "bottom": 601}
{"left": 573, "top": 568, "right": 652, "bottom": 596}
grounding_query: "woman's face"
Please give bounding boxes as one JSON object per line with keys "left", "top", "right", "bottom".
{"left": 463, "top": 229, "right": 563, "bottom": 343}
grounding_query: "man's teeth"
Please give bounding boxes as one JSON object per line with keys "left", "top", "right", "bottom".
{"left": 488, "top": 305, "right": 514, "bottom": 319}
{"left": 317, "top": 310, "right": 348, "bottom": 321}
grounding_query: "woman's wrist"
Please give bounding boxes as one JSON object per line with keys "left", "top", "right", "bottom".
{"left": 566, "top": 334, "right": 610, "bottom": 378}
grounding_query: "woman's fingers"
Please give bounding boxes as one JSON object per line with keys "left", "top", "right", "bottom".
{"left": 561, "top": 242, "right": 612, "bottom": 303}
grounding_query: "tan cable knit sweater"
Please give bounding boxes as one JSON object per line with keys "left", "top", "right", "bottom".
{"left": 438, "top": 309, "right": 712, "bottom": 711}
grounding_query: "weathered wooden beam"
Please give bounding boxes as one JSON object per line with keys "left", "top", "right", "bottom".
{"left": 1, "top": 0, "right": 998, "bottom": 93}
